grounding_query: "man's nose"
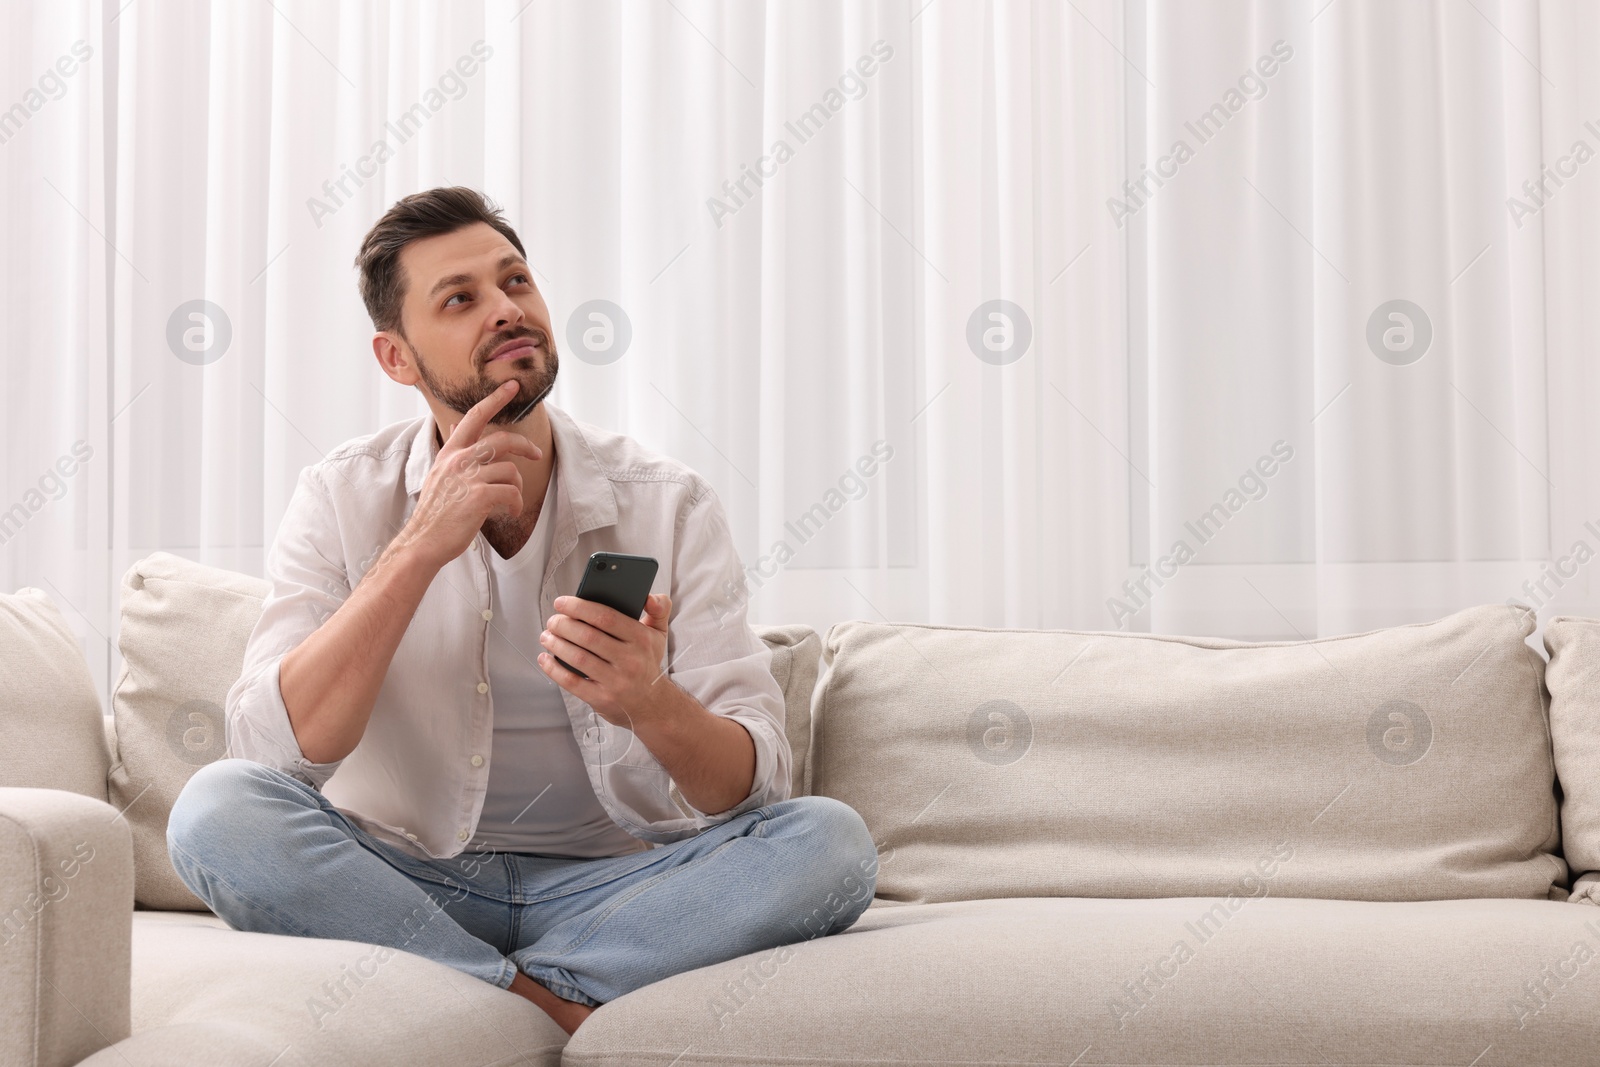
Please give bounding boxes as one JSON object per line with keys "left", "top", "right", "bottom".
{"left": 487, "top": 288, "right": 525, "bottom": 329}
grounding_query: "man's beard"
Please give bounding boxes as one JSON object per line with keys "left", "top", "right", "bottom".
{"left": 410, "top": 325, "right": 559, "bottom": 426}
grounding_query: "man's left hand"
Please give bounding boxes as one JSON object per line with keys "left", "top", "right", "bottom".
{"left": 538, "top": 592, "right": 673, "bottom": 730}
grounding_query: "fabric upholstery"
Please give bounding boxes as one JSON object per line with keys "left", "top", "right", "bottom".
{"left": 563, "top": 894, "right": 1600, "bottom": 1066}
{"left": 107, "top": 553, "right": 272, "bottom": 910}
{"left": 752, "top": 623, "right": 820, "bottom": 799}
{"left": 811, "top": 603, "right": 1562, "bottom": 904}
{"left": 74, "top": 911, "right": 564, "bottom": 1067}
{"left": 0, "top": 788, "right": 134, "bottom": 1067}
{"left": 1542, "top": 615, "right": 1600, "bottom": 904}
{"left": 0, "top": 587, "right": 109, "bottom": 801}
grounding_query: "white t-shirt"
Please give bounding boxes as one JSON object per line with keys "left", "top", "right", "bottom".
{"left": 471, "top": 464, "right": 649, "bottom": 859}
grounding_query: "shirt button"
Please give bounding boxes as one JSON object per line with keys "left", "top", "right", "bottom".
{"left": 477, "top": 682, "right": 489, "bottom": 694}
{"left": 482, "top": 609, "right": 493, "bottom": 621}
{"left": 405, "top": 832, "right": 418, "bottom": 841}
{"left": 457, "top": 829, "right": 469, "bottom": 842}
{"left": 470, "top": 754, "right": 484, "bottom": 767}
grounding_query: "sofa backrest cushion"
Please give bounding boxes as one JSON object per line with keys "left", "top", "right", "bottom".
{"left": 0, "top": 588, "right": 108, "bottom": 801}
{"left": 109, "top": 551, "right": 818, "bottom": 910}
{"left": 811, "top": 604, "right": 1562, "bottom": 905}
{"left": 109, "top": 553, "right": 273, "bottom": 909}
{"left": 755, "top": 624, "right": 821, "bottom": 800}
{"left": 1540, "top": 616, "right": 1600, "bottom": 904}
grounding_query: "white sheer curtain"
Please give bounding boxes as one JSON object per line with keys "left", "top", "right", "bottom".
{"left": 2, "top": 0, "right": 1596, "bottom": 710}
{"left": 1128, "top": 0, "right": 1588, "bottom": 640}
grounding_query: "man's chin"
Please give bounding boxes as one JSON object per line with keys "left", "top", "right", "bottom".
{"left": 485, "top": 377, "right": 555, "bottom": 420}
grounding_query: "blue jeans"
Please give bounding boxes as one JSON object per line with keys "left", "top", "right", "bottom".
{"left": 166, "top": 758, "right": 878, "bottom": 1007}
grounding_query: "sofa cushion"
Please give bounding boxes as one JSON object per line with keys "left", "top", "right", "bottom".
{"left": 0, "top": 587, "right": 109, "bottom": 800}
{"left": 109, "top": 551, "right": 818, "bottom": 911}
{"left": 1542, "top": 615, "right": 1600, "bottom": 904}
{"left": 755, "top": 623, "right": 820, "bottom": 799}
{"left": 562, "top": 895, "right": 1600, "bottom": 1066}
{"left": 812, "top": 603, "right": 1561, "bottom": 904}
{"left": 73, "top": 911, "right": 563, "bottom": 1067}
{"left": 108, "top": 553, "right": 272, "bottom": 910}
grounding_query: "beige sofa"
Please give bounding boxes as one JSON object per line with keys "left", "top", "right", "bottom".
{"left": 5, "top": 551, "right": 1600, "bottom": 1066}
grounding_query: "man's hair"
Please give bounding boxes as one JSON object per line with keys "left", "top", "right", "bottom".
{"left": 354, "top": 186, "right": 527, "bottom": 337}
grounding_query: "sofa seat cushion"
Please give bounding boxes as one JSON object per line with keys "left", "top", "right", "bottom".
{"left": 75, "top": 911, "right": 565, "bottom": 1067}
{"left": 564, "top": 895, "right": 1600, "bottom": 1066}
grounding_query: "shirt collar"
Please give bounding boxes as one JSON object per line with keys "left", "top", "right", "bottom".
{"left": 403, "top": 401, "right": 618, "bottom": 537}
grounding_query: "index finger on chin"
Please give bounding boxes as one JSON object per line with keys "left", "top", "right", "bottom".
{"left": 447, "top": 380, "right": 519, "bottom": 448}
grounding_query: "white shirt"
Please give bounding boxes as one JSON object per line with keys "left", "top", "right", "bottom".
{"left": 223, "top": 401, "right": 791, "bottom": 861}
{"left": 473, "top": 463, "right": 648, "bottom": 859}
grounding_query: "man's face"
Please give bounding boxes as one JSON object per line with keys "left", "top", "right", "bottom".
{"left": 391, "top": 221, "right": 558, "bottom": 426}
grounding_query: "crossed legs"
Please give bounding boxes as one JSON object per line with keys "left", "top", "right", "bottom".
{"left": 166, "top": 759, "right": 878, "bottom": 1035}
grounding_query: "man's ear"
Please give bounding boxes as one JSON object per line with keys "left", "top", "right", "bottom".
{"left": 373, "top": 331, "right": 422, "bottom": 387}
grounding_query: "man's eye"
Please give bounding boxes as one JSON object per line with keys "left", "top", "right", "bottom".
{"left": 444, "top": 273, "right": 527, "bottom": 308}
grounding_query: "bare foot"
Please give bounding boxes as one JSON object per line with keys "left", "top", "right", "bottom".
{"left": 509, "top": 970, "right": 598, "bottom": 1035}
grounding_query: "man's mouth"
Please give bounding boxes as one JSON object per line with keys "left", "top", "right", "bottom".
{"left": 487, "top": 335, "right": 542, "bottom": 363}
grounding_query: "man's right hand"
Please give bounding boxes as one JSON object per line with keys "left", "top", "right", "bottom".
{"left": 400, "top": 380, "right": 544, "bottom": 570}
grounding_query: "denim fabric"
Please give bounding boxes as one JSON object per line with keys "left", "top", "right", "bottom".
{"left": 166, "top": 758, "right": 878, "bottom": 1007}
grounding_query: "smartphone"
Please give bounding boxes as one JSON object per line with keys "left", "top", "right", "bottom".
{"left": 553, "top": 552, "right": 660, "bottom": 679}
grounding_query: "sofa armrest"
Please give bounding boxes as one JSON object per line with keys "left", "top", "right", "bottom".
{"left": 0, "top": 788, "right": 133, "bottom": 1067}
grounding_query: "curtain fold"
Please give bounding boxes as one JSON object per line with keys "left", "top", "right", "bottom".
{"left": 1, "top": 0, "right": 1595, "bottom": 710}
{"left": 1131, "top": 0, "right": 1571, "bottom": 638}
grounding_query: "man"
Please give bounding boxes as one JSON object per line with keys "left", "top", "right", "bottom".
{"left": 166, "top": 187, "right": 878, "bottom": 1036}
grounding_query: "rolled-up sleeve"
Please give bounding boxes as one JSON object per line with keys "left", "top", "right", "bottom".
{"left": 663, "top": 482, "right": 792, "bottom": 824}
{"left": 224, "top": 464, "right": 349, "bottom": 790}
